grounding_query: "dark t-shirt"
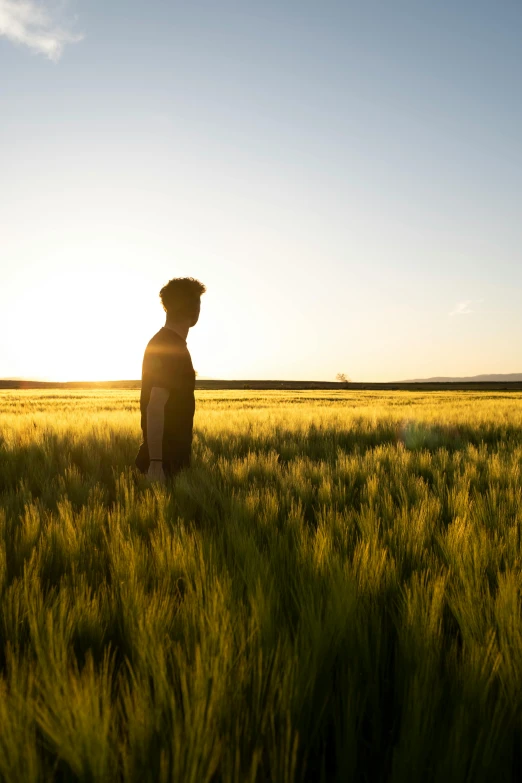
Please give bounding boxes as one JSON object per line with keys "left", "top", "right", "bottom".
{"left": 138, "top": 327, "right": 196, "bottom": 468}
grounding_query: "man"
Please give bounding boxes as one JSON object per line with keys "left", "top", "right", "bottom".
{"left": 135, "top": 277, "right": 206, "bottom": 482}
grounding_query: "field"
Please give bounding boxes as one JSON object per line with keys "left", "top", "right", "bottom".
{"left": 1, "top": 389, "right": 522, "bottom": 783}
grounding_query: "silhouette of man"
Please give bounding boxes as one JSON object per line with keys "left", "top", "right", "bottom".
{"left": 135, "top": 277, "right": 206, "bottom": 482}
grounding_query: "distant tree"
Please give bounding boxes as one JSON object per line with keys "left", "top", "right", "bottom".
{"left": 336, "top": 372, "right": 350, "bottom": 384}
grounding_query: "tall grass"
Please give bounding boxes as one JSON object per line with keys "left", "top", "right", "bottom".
{"left": 0, "top": 389, "right": 521, "bottom": 782}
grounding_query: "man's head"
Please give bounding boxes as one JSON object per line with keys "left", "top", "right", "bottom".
{"left": 159, "top": 277, "right": 206, "bottom": 327}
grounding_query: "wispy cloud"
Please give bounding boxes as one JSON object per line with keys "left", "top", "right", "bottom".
{"left": 449, "top": 299, "right": 483, "bottom": 316}
{"left": 0, "top": 0, "right": 82, "bottom": 61}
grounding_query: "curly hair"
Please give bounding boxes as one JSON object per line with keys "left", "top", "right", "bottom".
{"left": 159, "top": 277, "right": 206, "bottom": 317}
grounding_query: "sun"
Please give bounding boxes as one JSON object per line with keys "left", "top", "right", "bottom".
{"left": 18, "top": 264, "right": 161, "bottom": 381}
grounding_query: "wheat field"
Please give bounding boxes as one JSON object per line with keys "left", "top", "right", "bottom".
{"left": 1, "top": 389, "right": 521, "bottom": 782}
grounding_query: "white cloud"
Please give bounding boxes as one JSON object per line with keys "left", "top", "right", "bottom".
{"left": 0, "top": 0, "right": 82, "bottom": 61}
{"left": 449, "top": 299, "right": 483, "bottom": 316}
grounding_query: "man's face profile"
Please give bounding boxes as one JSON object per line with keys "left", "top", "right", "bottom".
{"left": 188, "top": 299, "right": 201, "bottom": 327}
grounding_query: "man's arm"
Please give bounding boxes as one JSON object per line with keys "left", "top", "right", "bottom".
{"left": 147, "top": 387, "right": 170, "bottom": 478}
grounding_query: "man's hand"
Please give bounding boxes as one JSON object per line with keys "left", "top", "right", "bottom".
{"left": 147, "top": 461, "right": 166, "bottom": 483}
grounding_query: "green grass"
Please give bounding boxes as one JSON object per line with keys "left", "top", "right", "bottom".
{"left": 1, "top": 389, "right": 522, "bottom": 782}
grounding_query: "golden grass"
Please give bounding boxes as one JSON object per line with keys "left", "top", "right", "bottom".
{"left": 0, "top": 389, "right": 521, "bottom": 781}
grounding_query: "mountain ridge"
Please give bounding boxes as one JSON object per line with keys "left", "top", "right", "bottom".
{"left": 401, "top": 373, "right": 522, "bottom": 383}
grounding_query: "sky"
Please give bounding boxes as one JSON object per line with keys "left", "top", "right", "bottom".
{"left": 1, "top": 0, "right": 521, "bottom": 382}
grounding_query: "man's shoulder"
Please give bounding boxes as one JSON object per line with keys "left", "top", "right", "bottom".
{"left": 146, "top": 328, "right": 183, "bottom": 352}
{"left": 146, "top": 326, "right": 174, "bottom": 344}
{"left": 144, "top": 329, "right": 190, "bottom": 367}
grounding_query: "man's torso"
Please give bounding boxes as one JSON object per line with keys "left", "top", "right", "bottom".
{"left": 139, "top": 327, "right": 196, "bottom": 461}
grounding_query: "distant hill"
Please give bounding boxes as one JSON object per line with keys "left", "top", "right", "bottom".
{"left": 1, "top": 377, "right": 522, "bottom": 392}
{"left": 0, "top": 379, "right": 141, "bottom": 389}
{"left": 402, "top": 373, "right": 522, "bottom": 383}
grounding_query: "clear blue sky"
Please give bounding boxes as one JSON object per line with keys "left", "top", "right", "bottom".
{"left": 1, "top": 0, "right": 521, "bottom": 380}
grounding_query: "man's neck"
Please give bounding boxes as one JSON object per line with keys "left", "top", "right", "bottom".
{"left": 164, "top": 320, "right": 189, "bottom": 341}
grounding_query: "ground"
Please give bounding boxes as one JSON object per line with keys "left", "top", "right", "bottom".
{"left": 0, "top": 390, "right": 521, "bottom": 782}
